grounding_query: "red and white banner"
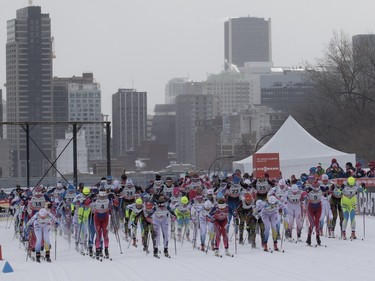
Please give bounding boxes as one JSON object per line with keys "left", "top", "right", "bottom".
{"left": 253, "top": 153, "right": 280, "bottom": 179}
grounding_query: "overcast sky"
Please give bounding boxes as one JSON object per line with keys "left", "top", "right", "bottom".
{"left": 1, "top": 0, "right": 374, "bottom": 118}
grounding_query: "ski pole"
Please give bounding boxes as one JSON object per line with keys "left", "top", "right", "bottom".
{"left": 233, "top": 220, "right": 237, "bottom": 254}
{"left": 112, "top": 209, "right": 123, "bottom": 254}
{"left": 55, "top": 227, "right": 57, "bottom": 260}
{"left": 280, "top": 216, "right": 284, "bottom": 250}
{"left": 180, "top": 220, "right": 187, "bottom": 247}
{"left": 363, "top": 199, "right": 366, "bottom": 240}
{"left": 174, "top": 229, "right": 177, "bottom": 255}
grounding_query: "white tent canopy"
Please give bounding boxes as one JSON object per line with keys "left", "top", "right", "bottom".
{"left": 233, "top": 116, "right": 356, "bottom": 178}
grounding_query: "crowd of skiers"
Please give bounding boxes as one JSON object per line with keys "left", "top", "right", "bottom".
{"left": 6, "top": 158, "right": 368, "bottom": 262}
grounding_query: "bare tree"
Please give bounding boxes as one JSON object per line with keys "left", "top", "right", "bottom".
{"left": 296, "top": 31, "right": 375, "bottom": 162}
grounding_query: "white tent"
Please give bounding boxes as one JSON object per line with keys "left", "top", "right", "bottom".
{"left": 233, "top": 116, "right": 356, "bottom": 178}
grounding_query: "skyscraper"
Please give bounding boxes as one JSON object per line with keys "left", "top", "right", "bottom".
{"left": 68, "top": 74, "right": 104, "bottom": 161}
{"left": 112, "top": 89, "right": 147, "bottom": 156}
{"left": 224, "top": 17, "right": 272, "bottom": 69}
{"left": 6, "top": 6, "right": 53, "bottom": 177}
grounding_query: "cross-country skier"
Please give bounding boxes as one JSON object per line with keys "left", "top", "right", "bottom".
{"left": 341, "top": 176, "right": 365, "bottom": 239}
{"left": 27, "top": 208, "right": 59, "bottom": 262}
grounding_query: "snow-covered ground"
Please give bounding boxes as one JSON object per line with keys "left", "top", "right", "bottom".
{"left": 1, "top": 215, "right": 375, "bottom": 281}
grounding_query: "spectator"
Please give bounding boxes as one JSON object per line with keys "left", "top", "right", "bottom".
{"left": 326, "top": 162, "right": 345, "bottom": 179}
{"left": 366, "top": 161, "right": 375, "bottom": 178}
{"left": 344, "top": 162, "right": 356, "bottom": 178}
{"left": 354, "top": 162, "right": 366, "bottom": 178}
{"left": 0, "top": 188, "right": 6, "bottom": 200}
{"left": 315, "top": 163, "right": 325, "bottom": 177}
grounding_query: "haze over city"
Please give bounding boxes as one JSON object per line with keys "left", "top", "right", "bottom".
{"left": 1, "top": 0, "right": 374, "bottom": 117}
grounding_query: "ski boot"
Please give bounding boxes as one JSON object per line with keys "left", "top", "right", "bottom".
{"left": 36, "top": 252, "right": 41, "bottom": 263}
{"left": 75, "top": 242, "right": 79, "bottom": 252}
{"left": 214, "top": 249, "right": 221, "bottom": 257}
{"left": 153, "top": 248, "right": 159, "bottom": 258}
{"left": 89, "top": 246, "right": 93, "bottom": 257}
{"left": 164, "top": 247, "right": 170, "bottom": 258}
{"left": 200, "top": 244, "right": 205, "bottom": 252}
{"left": 177, "top": 233, "right": 181, "bottom": 242}
{"left": 350, "top": 231, "right": 357, "bottom": 240}
{"left": 273, "top": 242, "right": 279, "bottom": 251}
{"left": 306, "top": 235, "right": 312, "bottom": 246}
{"left": 250, "top": 239, "right": 256, "bottom": 249}
{"left": 316, "top": 235, "right": 321, "bottom": 246}
{"left": 225, "top": 248, "right": 232, "bottom": 257}
{"left": 285, "top": 229, "right": 291, "bottom": 240}
{"left": 328, "top": 229, "right": 333, "bottom": 238}
{"left": 263, "top": 243, "right": 268, "bottom": 252}
{"left": 297, "top": 235, "right": 303, "bottom": 242}
{"left": 341, "top": 231, "right": 346, "bottom": 240}
{"left": 239, "top": 233, "right": 244, "bottom": 245}
{"left": 45, "top": 251, "right": 51, "bottom": 263}
{"left": 186, "top": 234, "right": 190, "bottom": 242}
{"left": 132, "top": 237, "right": 137, "bottom": 247}
{"left": 104, "top": 247, "right": 109, "bottom": 259}
{"left": 95, "top": 249, "right": 100, "bottom": 260}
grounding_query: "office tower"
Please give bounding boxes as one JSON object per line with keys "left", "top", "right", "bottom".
{"left": 6, "top": 6, "right": 53, "bottom": 177}
{"left": 52, "top": 73, "right": 97, "bottom": 141}
{"left": 165, "top": 77, "right": 190, "bottom": 104}
{"left": 0, "top": 90, "right": 3, "bottom": 139}
{"left": 151, "top": 104, "right": 176, "bottom": 153}
{"left": 225, "top": 17, "right": 272, "bottom": 69}
{"left": 175, "top": 94, "right": 218, "bottom": 167}
{"left": 68, "top": 75, "right": 104, "bottom": 161}
{"left": 112, "top": 89, "right": 147, "bottom": 156}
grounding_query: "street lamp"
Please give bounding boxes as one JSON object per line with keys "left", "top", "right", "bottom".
{"left": 254, "top": 133, "right": 274, "bottom": 153}
{"left": 208, "top": 155, "right": 234, "bottom": 177}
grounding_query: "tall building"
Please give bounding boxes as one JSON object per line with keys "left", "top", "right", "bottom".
{"left": 112, "top": 89, "right": 147, "bottom": 156}
{"left": 68, "top": 75, "right": 104, "bottom": 161}
{"left": 0, "top": 90, "right": 3, "bottom": 139}
{"left": 151, "top": 104, "right": 176, "bottom": 153}
{"left": 204, "top": 71, "right": 260, "bottom": 115}
{"left": 165, "top": 78, "right": 190, "bottom": 104}
{"left": 6, "top": 6, "right": 53, "bottom": 177}
{"left": 225, "top": 17, "right": 272, "bottom": 69}
{"left": 175, "top": 94, "right": 218, "bottom": 167}
{"left": 52, "top": 73, "right": 96, "bottom": 140}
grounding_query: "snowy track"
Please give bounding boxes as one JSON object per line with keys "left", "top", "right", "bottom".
{"left": 1, "top": 216, "right": 375, "bottom": 281}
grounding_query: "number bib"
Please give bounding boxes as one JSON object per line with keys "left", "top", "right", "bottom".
{"left": 332, "top": 187, "right": 343, "bottom": 199}
{"left": 342, "top": 186, "right": 357, "bottom": 199}
{"left": 65, "top": 192, "right": 76, "bottom": 204}
{"left": 121, "top": 186, "right": 136, "bottom": 200}
{"left": 308, "top": 190, "right": 322, "bottom": 203}
{"left": 94, "top": 198, "right": 110, "bottom": 213}
{"left": 30, "top": 196, "right": 46, "bottom": 211}
{"left": 228, "top": 184, "right": 242, "bottom": 198}
{"left": 163, "top": 186, "right": 174, "bottom": 199}
{"left": 288, "top": 193, "right": 301, "bottom": 204}
{"left": 256, "top": 182, "right": 270, "bottom": 195}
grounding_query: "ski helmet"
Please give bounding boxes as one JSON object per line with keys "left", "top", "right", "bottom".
{"left": 347, "top": 177, "right": 356, "bottom": 186}
{"left": 244, "top": 193, "right": 253, "bottom": 202}
{"left": 204, "top": 200, "right": 213, "bottom": 210}
{"left": 145, "top": 201, "right": 154, "bottom": 210}
{"left": 39, "top": 208, "right": 47, "bottom": 219}
{"left": 82, "top": 187, "right": 91, "bottom": 196}
{"left": 181, "top": 196, "right": 189, "bottom": 205}
{"left": 33, "top": 186, "right": 43, "bottom": 198}
{"left": 136, "top": 198, "right": 143, "bottom": 205}
{"left": 267, "top": 195, "right": 277, "bottom": 205}
{"left": 291, "top": 184, "right": 299, "bottom": 193}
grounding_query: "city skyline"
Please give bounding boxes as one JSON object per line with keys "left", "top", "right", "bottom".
{"left": 1, "top": 0, "right": 375, "bottom": 120}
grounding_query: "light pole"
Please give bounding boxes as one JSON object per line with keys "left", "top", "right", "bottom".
{"left": 254, "top": 133, "right": 274, "bottom": 153}
{"left": 208, "top": 155, "right": 234, "bottom": 177}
